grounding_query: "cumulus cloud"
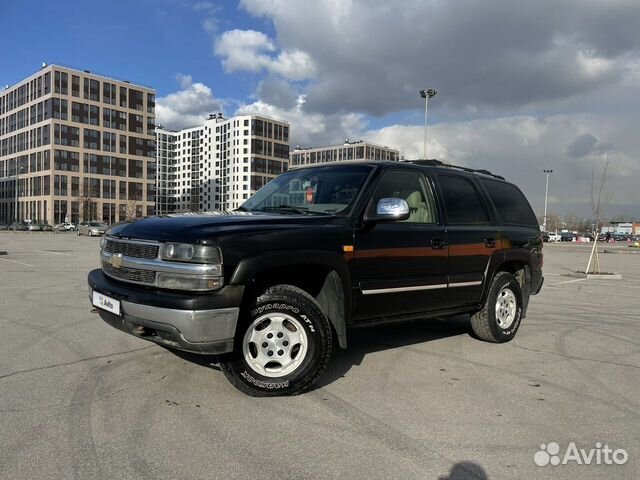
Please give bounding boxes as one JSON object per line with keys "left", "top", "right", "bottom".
{"left": 239, "top": 0, "right": 640, "bottom": 116}
{"left": 234, "top": 100, "right": 366, "bottom": 148}
{"left": 214, "top": 29, "right": 316, "bottom": 80}
{"left": 566, "top": 133, "right": 613, "bottom": 159}
{"left": 365, "top": 114, "right": 640, "bottom": 215}
{"left": 156, "top": 74, "right": 224, "bottom": 130}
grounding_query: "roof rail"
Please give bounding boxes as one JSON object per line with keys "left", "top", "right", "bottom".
{"left": 407, "top": 159, "right": 505, "bottom": 180}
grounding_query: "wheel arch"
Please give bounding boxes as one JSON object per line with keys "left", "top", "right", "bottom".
{"left": 483, "top": 251, "right": 532, "bottom": 317}
{"left": 230, "top": 250, "right": 351, "bottom": 348}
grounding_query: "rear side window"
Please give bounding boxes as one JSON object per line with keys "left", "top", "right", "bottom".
{"left": 438, "top": 174, "right": 489, "bottom": 224}
{"left": 482, "top": 179, "right": 538, "bottom": 227}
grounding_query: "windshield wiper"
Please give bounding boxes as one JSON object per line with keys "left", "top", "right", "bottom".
{"left": 256, "top": 205, "right": 311, "bottom": 215}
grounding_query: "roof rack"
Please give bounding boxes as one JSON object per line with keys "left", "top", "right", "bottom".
{"left": 408, "top": 159, "right": 505, "bottom": 180}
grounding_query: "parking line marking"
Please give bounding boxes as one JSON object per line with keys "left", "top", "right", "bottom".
{"left": 550, "top": 278, "right": 587, "bottom": 286}
{"left": 36, "top": 250, "right": 73, "bottom": 256}
{"left": 0, "top": 257, "right": 35, "bottom": 267}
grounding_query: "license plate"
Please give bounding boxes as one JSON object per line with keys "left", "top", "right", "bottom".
{"left": 92, "top": 291, "right": 121, "bottom": 316}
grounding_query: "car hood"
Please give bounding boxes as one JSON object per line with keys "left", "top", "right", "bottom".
{"left": 106, "top": 212, "right": 336, "bottom": 243}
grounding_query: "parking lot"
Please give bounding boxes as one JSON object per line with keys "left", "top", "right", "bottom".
{"left": 0, "top": 233, "right": 638, "bottom": 479}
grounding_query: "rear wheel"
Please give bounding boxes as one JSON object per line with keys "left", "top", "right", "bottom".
{"left": 470, "top": 271, "right": 523, "bottom": 343}
{"left": 220, "top": 284, "right": 333, "bottom": 396}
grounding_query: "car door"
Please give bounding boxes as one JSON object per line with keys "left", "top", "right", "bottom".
{"left": 435, "top": 173, "right": 500, "bottom": 308}
{"left": 352, "top": 169, "right": 448, "bottom": 320}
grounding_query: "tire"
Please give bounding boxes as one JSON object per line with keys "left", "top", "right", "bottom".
{"left": 470, "top": 271, "right": 523, "bottom": 343}
{"left": 220, "top": 284, "right": 333, "bottom": 396}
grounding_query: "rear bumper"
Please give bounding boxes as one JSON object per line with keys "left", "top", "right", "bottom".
{"left": 88, "top": 269, "right": 242, "bottom": 354}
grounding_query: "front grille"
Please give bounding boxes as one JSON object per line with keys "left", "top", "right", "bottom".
{"left": 103, "top": 262, "right": 156, "bottom": 285}
{"left": 104, "top": 239, "right": 159, "bottom": 259}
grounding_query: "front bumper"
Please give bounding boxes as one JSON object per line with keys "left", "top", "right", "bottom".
{"left": 88, "top": 269, "right": 243, "bottom": 354}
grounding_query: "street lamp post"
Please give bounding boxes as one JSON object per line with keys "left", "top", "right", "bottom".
{"left": 419, "top": 88, "right": 437, "bottom": 159}
{"left": 543, "top": 169, "right": 553, "bottom": 231}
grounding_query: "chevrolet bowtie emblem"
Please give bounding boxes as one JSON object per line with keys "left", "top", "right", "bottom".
{"left": 110, "top": 254, "right": 124, "bottom": 268}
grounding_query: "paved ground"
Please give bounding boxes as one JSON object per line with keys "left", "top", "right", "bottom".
{"left": 0, "top": 233, "right": 638, "bottom": 480}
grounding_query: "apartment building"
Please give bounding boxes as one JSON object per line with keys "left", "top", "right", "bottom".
{"left": 289, "top": 139, "right": 400, "bottom": 168}
{"left": 0, "top": 64, "right": 156, "bottom": 226}
{"left": 156, "top": 113, "right": 290, "bottom": 213}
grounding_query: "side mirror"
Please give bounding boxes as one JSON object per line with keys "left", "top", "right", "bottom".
{"left": 365, "top": 197, "right": 410, "bottom": 223}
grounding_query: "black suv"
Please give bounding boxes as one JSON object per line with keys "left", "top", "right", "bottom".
{"left": 88, "top": 161, "right": 543, "bottom": 396}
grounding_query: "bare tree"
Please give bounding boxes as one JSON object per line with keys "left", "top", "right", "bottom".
{"left": 586, "top": 156, "right": 613, "bottom": 274}
{"left": 124, "top": 191, "right": 141, "bottom": 220}
{"left": 76, "top": 184, "right": 95, "bottom": 223}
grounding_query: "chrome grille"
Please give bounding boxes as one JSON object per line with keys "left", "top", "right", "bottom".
{"left": 104, "top": 239, "right": 159, "bottom": 259}
{"left": 103, "top": 262, "right": 156, "bottom": 285}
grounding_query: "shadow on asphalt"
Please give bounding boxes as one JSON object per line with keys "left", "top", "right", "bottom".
{"left": 316, "top": 314, "right": 472, "bottom": 388}
{"left": 164, "top": 314, "right": 473, "bottom": 389}
{"left": 438, "top": 461, "right": 489, "bottom": 479}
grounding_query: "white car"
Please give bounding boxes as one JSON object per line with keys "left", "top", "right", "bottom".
{"left": 548, "top": 233, "right": 561, "bottom": 242}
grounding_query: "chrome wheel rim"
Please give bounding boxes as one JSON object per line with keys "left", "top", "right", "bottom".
{"left": 242, "top": 313, "right": 308, "bottom": 378}
{"left": 495, "top": 287, "right": 517, "bottom": 329}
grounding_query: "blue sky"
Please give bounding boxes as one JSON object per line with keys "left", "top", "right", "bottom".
{"left": 1, "top": 0, "right": 263, "bottom": 100}
{"left": 2, "top": 0, "right": 639, "bottom": 215}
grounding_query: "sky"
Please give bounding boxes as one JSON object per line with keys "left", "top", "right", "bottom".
{"left": 2, "top": 0, "right": 639, "bottom": 218}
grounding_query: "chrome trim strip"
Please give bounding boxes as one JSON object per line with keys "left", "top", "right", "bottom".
{"left": 448, "top": 281, "right": 483, "bottom": 288}
{"left": 101, "top": 251, "right": 221, "bottom": 276}
{"left": 362, "top": 284, "right": 447, "bottom": 295}
{"left": 361, "top": 280, "right": 483, "bottom": 295}
{"left": 105, "top": 235, "right": 162, "bottom": 247}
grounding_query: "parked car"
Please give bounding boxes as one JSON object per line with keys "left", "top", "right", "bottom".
{"left": 40, "top": 224, "right": 55, "bottom": 232}
{"left": 55, "top": 222, "right": 76, "bottom": 231}
{"left": 548, "top": 232, "right": 561, "bottom": 242}
{"left": 27, "top": 223, "right": 42, "bottom": 231}
{"left": 8, "top": 222, "right": 28, "bottom": 231}
{"left": 0, "top": 224, "right": 8, "bottom": 230}
{"left": 541, "top": 232, "right": 550, "bottom": 242}
{"left": 89, "top": 160, "right": 544, "bottom": 396}
{"left": 560, "top": 232, "right": 576, "bottom": 242}
{"left": 78, "top": 221, "right": 108, "bottom": 236}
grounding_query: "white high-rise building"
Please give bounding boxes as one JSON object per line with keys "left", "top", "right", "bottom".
{"left": 156, "top": 113, "right": 290, "bottom": 213}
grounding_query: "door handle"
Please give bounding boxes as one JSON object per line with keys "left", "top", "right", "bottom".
{"left": 484, "top": 238, "right": 497, "bottom": 248}
{"left": 431, "top": 238, "right": 446, "bottom": 250}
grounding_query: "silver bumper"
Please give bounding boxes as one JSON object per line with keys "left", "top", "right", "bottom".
{"left": 93, "top": 294, "right": 239, "bottom": 354}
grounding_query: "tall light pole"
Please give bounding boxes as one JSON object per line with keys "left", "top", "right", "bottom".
{"left": 419, "top": 88, "right": 437, "bottom": 159}
{"left": 543, "top": 169, "right": 553, "bottom": 231}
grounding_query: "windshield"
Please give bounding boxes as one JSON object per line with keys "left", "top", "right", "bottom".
{"left": 89, "top": 222, "right": 106, "bottom": 227}
{"left": 241, "top": 165, "right": 372, "bottom": 215}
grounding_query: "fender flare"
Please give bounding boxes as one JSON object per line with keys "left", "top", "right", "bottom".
{"left": 482, "top": 249, "right": 533, "bottom": 315}
{"left": 230, "top": 250, "right": 351, "bottom": 348}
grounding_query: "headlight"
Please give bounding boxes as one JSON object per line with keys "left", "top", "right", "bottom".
{"left": 156, "top": 273, "right": 223, "bottom": 291}
{"left": 160, "top": 242, "right": 222, "bottom": 264}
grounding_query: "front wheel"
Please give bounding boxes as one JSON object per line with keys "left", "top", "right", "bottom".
{"left": 220, "top": 285, "right": 333, "bottom": 396}
{"left": 470, "top": 271, "right": 523, "bottom": 343}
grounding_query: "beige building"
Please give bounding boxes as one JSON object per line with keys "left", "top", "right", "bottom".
{"left": 0, "top": 64, "right": 156, "bottom": 226}
{"left": 289, "top": 139, "right": 399, "bottom": 168}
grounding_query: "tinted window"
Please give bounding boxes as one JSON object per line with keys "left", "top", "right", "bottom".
{"left": 438, "top": 175, "right": 489, "bottom": 224}
{"left": 482, "top": 178, "right": 538, "bottom": 227}
{"left": 367, "top": 170, "right": 438, "bottom": 224}
{"left": 241, "top": 165, "right": 371, "bottom": 214}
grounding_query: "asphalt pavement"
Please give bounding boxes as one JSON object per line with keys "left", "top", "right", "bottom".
{"left": 0, "top": 233, "right": 638, "bottom": 479}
